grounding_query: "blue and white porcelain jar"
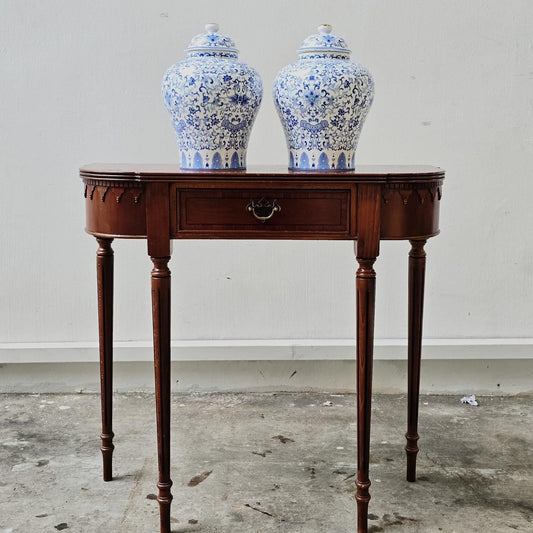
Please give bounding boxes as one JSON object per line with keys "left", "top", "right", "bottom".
{"left": 273, "top": 24, "right": 374, "bottom": 170}
{"left": 162, "top": 23, "right": 263, "bottom": 169}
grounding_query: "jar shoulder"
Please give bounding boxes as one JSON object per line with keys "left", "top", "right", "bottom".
{"left": 275, "top": 58, "right": 372, "bottom": 79}
{"left": 165, "top": 57, "right": 261, "bottom": 78}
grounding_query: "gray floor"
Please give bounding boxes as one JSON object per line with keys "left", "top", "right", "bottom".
{"left": 1, "top": 393, "right": 532, "bottom": 533}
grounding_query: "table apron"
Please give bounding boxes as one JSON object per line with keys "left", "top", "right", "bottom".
{"left": 83, "top": 179, "right": 442, "bottom": 241}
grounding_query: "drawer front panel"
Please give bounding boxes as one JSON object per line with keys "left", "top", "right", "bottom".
{"left": 172, "top": 188, "right": 354, "bottom": 238}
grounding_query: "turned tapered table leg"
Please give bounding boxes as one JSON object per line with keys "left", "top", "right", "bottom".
{"left": 354, "top": 184, "right": 381, "bottom": 533}
{"left": 96, "top": 237, "right": 114, "bottom": 482}
{"left": 151, "top": 256, "right": 173, "bottom": 533}
{"left": 405, "top": 239, "right": 427, "bottom": 482}
{"left": 355, "top": 256, "right": 377, "bottom": 533}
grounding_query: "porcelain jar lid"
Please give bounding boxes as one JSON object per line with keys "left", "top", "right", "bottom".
{"left": 298, "top": 24, "right": 351, "bottom": 57}
{"left": 186, "top": 23, "right": 239, "bottom": 57}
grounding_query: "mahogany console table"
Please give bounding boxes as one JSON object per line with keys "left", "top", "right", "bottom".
{"left": 81, "top": 163, "right": 444, "bottom": 533}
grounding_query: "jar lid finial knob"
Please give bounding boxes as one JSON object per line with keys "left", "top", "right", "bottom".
{"left": 318, "top": 24, "right": 332, "bottom": 35}
{"left": 205, "top": 22, "right": 219, "bottom": 33}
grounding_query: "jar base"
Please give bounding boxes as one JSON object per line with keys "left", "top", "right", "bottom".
{"left": 179, "top": 149, "right": 246, "bottom": 170}
{"left": 288, "top": 150, "right": 355, "bottom": 171}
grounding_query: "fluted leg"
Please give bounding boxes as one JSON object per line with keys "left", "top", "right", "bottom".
{"left": 355, "top": 257, "right": 377, "bottom": 533}
{"left": 96, "top": 237, "right": 114, "bottom": 482}
{"left": 353, "top": 184, "right": 381, "bottom": 533}
{"left": 405, "top": 239, "right": 427, "bottom": 482}
{"left": 151, "top": 256, "right": 173, "bottom": 533}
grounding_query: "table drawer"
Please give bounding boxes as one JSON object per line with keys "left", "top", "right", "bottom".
{"left": 172, "top": 187, "right": 354, "bottom": 238}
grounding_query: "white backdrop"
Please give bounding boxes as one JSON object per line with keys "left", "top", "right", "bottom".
{"left": 1, "top": 1, "right": 532, "bottom": 382}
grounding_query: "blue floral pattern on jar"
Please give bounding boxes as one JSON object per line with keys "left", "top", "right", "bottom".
{"left": 162, "top": 24, "right": 263, "bottom": 170}
{"left": 273, "top": 25, "right": 374, "bottom": 171}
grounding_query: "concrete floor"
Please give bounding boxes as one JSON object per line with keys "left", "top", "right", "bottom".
{"left": 0, "top": 393, "right": 532, "bottom": 533}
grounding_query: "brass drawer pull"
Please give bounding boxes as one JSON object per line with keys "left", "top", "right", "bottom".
{"left": 246, "top": 198, "right": 281, "bottom": 223}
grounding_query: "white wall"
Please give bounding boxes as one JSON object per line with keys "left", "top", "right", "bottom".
{"left": 1, "top": 1, "right": 532, "bottom": 390}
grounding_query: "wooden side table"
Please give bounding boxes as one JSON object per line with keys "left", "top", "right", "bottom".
{"left": 81, "top": 164, "right": 444, "bottom": 533}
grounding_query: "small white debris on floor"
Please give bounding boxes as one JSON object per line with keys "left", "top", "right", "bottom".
{"left": 12, "top": 463, "right": 34, "bottom": 472}
{"left": 461, "top": 395, "right": 479, "bottom": 406}
{"left": 3, "top": 441, "right": 30, "bottom": 447}
{"left": 322, "top": 401, "right": 333, "bottom": 407}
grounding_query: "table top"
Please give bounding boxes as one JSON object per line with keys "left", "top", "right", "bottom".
{"left": 80, "top": 164, "right": 445, "bottom": 183}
